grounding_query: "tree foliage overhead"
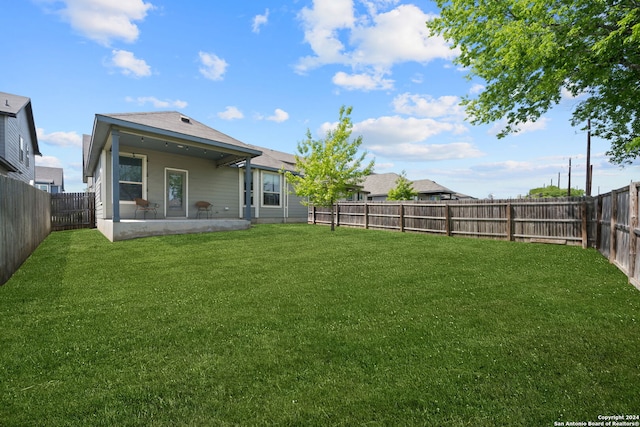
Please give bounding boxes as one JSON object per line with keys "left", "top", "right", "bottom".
{"left": 285, "top": 105, "right": 374, "bottom": 230}
{"left": 427, "top": 0, "right": 640, "bottom": 164}
{"left": 387, "top": 170, "right": 418, "bottom": 201}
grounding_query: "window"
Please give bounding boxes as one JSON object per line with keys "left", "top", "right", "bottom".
{"left": 118, "top": 153, "right": 146, "bottom": 202}
{"left": 262, "top": 172, "right": 280, "bottom": 207}
{"left": 25, "top": 143, "right": 29, "bottom": 167}
{"left": 36, "top": 184, "right": 49, "bottom": 192}
{"left": 19, "top": 136, "right": 24, "bottom": 163}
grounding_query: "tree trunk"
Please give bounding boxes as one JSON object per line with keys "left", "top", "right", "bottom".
{"left": 330, "top": 203, "right": 335, "bottom": 231}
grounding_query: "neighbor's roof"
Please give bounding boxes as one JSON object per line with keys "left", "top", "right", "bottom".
{"left": 0, "top": 91, "right": 41, "bottom": 156}
{"left": 361, "top": 173, "right": 402, "bottom": 196}
{"left": 412, "top": 178, "right": 455, "bottom": 195}
{"left": 35, "top": 166, "right": 64, "bottom": 190}
{"left": 362, "top": 173, "right": 454, "bottom": 197}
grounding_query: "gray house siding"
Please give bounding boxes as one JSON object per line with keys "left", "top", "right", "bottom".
{"left": 0, "top": 105, "right": 37, "bottom": 183}
{"left": 239, "top": 168, "right": 307, "bottom": 223}
{"left": 98, "top": 146, "right": 244, "bottom": 220}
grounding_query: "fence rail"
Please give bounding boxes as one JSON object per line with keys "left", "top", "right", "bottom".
{"left": 0, "top": 175, "right": 51, "bottom": 285}
{"left": 51, "top": 192, "right": 96, "bottom": 231}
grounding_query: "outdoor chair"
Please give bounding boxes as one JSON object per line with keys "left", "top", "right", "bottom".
{"left": 134, "top": 198, "right": 159, "bottom": 219}
{"left": 195, "top": 201, "right": 212, "bottom": 219}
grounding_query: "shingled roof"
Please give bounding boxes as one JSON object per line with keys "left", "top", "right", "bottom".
{"left": 362, "top": 173, "right": 455, "bottom": 198}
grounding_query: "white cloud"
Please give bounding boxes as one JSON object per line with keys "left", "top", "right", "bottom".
{"left": 199, "top": 52, "right": 228, "bottom": 81}
{"left": 125, "top": 96, "right": 188, "bottom": 109}
{"left": 350, "top": 5, "right": 455, "bottom": 67}
{"left": 469, "top": 84, "right": 485, "bottom": 95}
{"left": 37, "top": 128, "right": 83, "bottom": 148}
{"left": 368, "top": 142, "right": 484, "bottom": 161}
{"left": 266, "top": 108, "right": 289, "bottom": 123}
{"left": 35, "top": 155, "right": 63, "bottom": 168}
{"left": 218, "top": 106, "right": 244, "bottom": 120}
{"left": 488, "top": 117, "right": 551, "bottom": 136}
{"left": 53, "top": 0, "right": 154, "bottom": 46}
{"left": 252, "top": 9, "right": 269, "bottom": 33}
{"left": 347, "top": 115, "right": 467, "bottom": 147}
{"left": 296, "top": 1, "right": 455, "bottom": 79}
{"left": 332, "top": 71, "right": 393, "bottom": 91}
{"left": 393, "top": 93, "right": 465, "bottom": 120}
{"left": 111, "top": 49, "right": 151, "bottom": 77}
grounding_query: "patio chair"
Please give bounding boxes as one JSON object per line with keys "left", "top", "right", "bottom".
{"left": 134, "top": 198, "right": 159, "bottom": 219}
{"left": 195, "top": 201, "right": 212, "bottom": 219}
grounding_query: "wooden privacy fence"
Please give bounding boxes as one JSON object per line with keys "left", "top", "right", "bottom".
{"left": 51, "top": 192, "right": 96, "bottom": 231}
{"left": 0, "top": 175, "right": 51, "bottom": 285}
{"left": 310, "top": 197, "right": 594, "bottom": 247}
{"left": 309, "top": 184, "right": 640, "bottom": 289}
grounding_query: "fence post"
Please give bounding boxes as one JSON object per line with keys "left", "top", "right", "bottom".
{"left": 629, "top": 183, "right": 638, "bottom": 281}
{"left": 445, "top": 204, "right": 451, "bottom": 237}
{"left": 581, "top": 200, "right": 588, "bottom": 249}
{"left": 610, "top": 189, "right": 618, "bottom": 263}
{"left": 364, "top": 203, "right": 369, "bottom": 230}
{"left": 313, "top": 206, "right": 316, "bottom": 224}
{"left": 506, "top": 202, "right": 513, "bottom": 241}
{"left": 399, "top": 203, "right": 404, "bottom": 232}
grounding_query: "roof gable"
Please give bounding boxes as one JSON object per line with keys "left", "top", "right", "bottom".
{"left": 0, "top": 91, "right": 41, "bottom": 156}
{"left": 100, "top": 111, "right": 252, "bottom": 149}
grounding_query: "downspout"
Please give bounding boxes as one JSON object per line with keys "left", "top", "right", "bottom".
{"left": 244, "top": 157, "right": 252, "bottom": 221}
{"left": 111, "top": 129, "right": 120, "bottom": 222}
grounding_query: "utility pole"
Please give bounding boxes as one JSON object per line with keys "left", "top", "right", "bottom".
{"left": 586, "top": 119, "right": 592, "bottom": 196}
{"left": 567, "top": 157, "right": 572, "bottom": 197}
{"left": 558, "top": 172, "right": 560, "bottom": 189}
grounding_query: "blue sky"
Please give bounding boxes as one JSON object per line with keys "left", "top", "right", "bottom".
{"left": 2, "top": 0, "right": 639, "bottom": 197}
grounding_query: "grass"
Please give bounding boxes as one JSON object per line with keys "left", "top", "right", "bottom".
{"left": 1, "top": 224, "right": 639, "bottom": 426}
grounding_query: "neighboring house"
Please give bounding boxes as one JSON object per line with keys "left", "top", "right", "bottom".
{"left": 0, "top": 91, "right": 41, "bottom": 182}
{"left": 82, "top": 111, "right": 305, "bottom": 241}
{"left": 35, "top": 166, "right": 64, "bottom": 193}
{"left": 360, "top": 172, "right": 459, "bottom": 201}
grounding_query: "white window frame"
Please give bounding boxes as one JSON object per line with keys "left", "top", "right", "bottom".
{"left": 118, "top": 152, "right": 147, "bottom": 204}
{"left": 261, "top": 171, "right": 281, "bottom": 208}
{"left": 19, "top": 136, "right": 24, "bottom": 163}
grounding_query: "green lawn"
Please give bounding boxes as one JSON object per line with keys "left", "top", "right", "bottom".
{"left": 1, "top": 224, "right": 639, "bottom": 426}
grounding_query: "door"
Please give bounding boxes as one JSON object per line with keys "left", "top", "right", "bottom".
{"left": 166, "top": 169, "right": 188, "bottom": 218}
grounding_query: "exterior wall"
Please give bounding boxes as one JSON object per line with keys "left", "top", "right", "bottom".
{"left": 101, "top": 145, "right": 243, "bottom": 219}
{"left": 239, "top": 168, "right": 307, "bottom": 223}
{"left": 0, "top": 116, "right": 5, "bottom": 161}
{"left": 3, "top": 110, "right": 36, "bottom": 184}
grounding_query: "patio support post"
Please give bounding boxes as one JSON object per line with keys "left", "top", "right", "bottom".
{"left": 244, "top": 157, "right": 252, "bottom": 221}
{"left": 111, "top": 129, "right": 120, "bottom": 222}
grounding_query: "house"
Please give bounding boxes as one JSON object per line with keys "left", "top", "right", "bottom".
{"left": 361, "top": 172, "right": 458, "bottom": 201}
{"left": 35, "top": 166, "right": 64, "bottom": 193}
{"left": 241, "top": 145, "right": 308, "bottom": 223}
{"left": 83, "top": 111, "right": 306, "bottom": 241}
{"left": 0, "top": 91, "right": 41, "bottom": 182}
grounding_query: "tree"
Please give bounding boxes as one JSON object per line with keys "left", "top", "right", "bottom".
{"left": 528, "top": 185, "right": 585, "bottom": 198}
{"left": 387, "top": 170, "right": 418, "bottom": 201}
{"left": 285, "top": 106, "right": 374, "bottom": 231}
{"left": 427, "top": 0, "right": 640, "bottom": 164}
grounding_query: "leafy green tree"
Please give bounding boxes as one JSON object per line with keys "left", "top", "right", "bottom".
{"left": 427, "top": 0, "right": 640, "bottom": 164}
{"left": 528, "top": 185, "right": 585, "bottom": 198}
{"left": 286, "top": 106, "right": 374, "bottom": 231}
{"left": 387, "top": 170, "right": 418, "bottom": 201}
